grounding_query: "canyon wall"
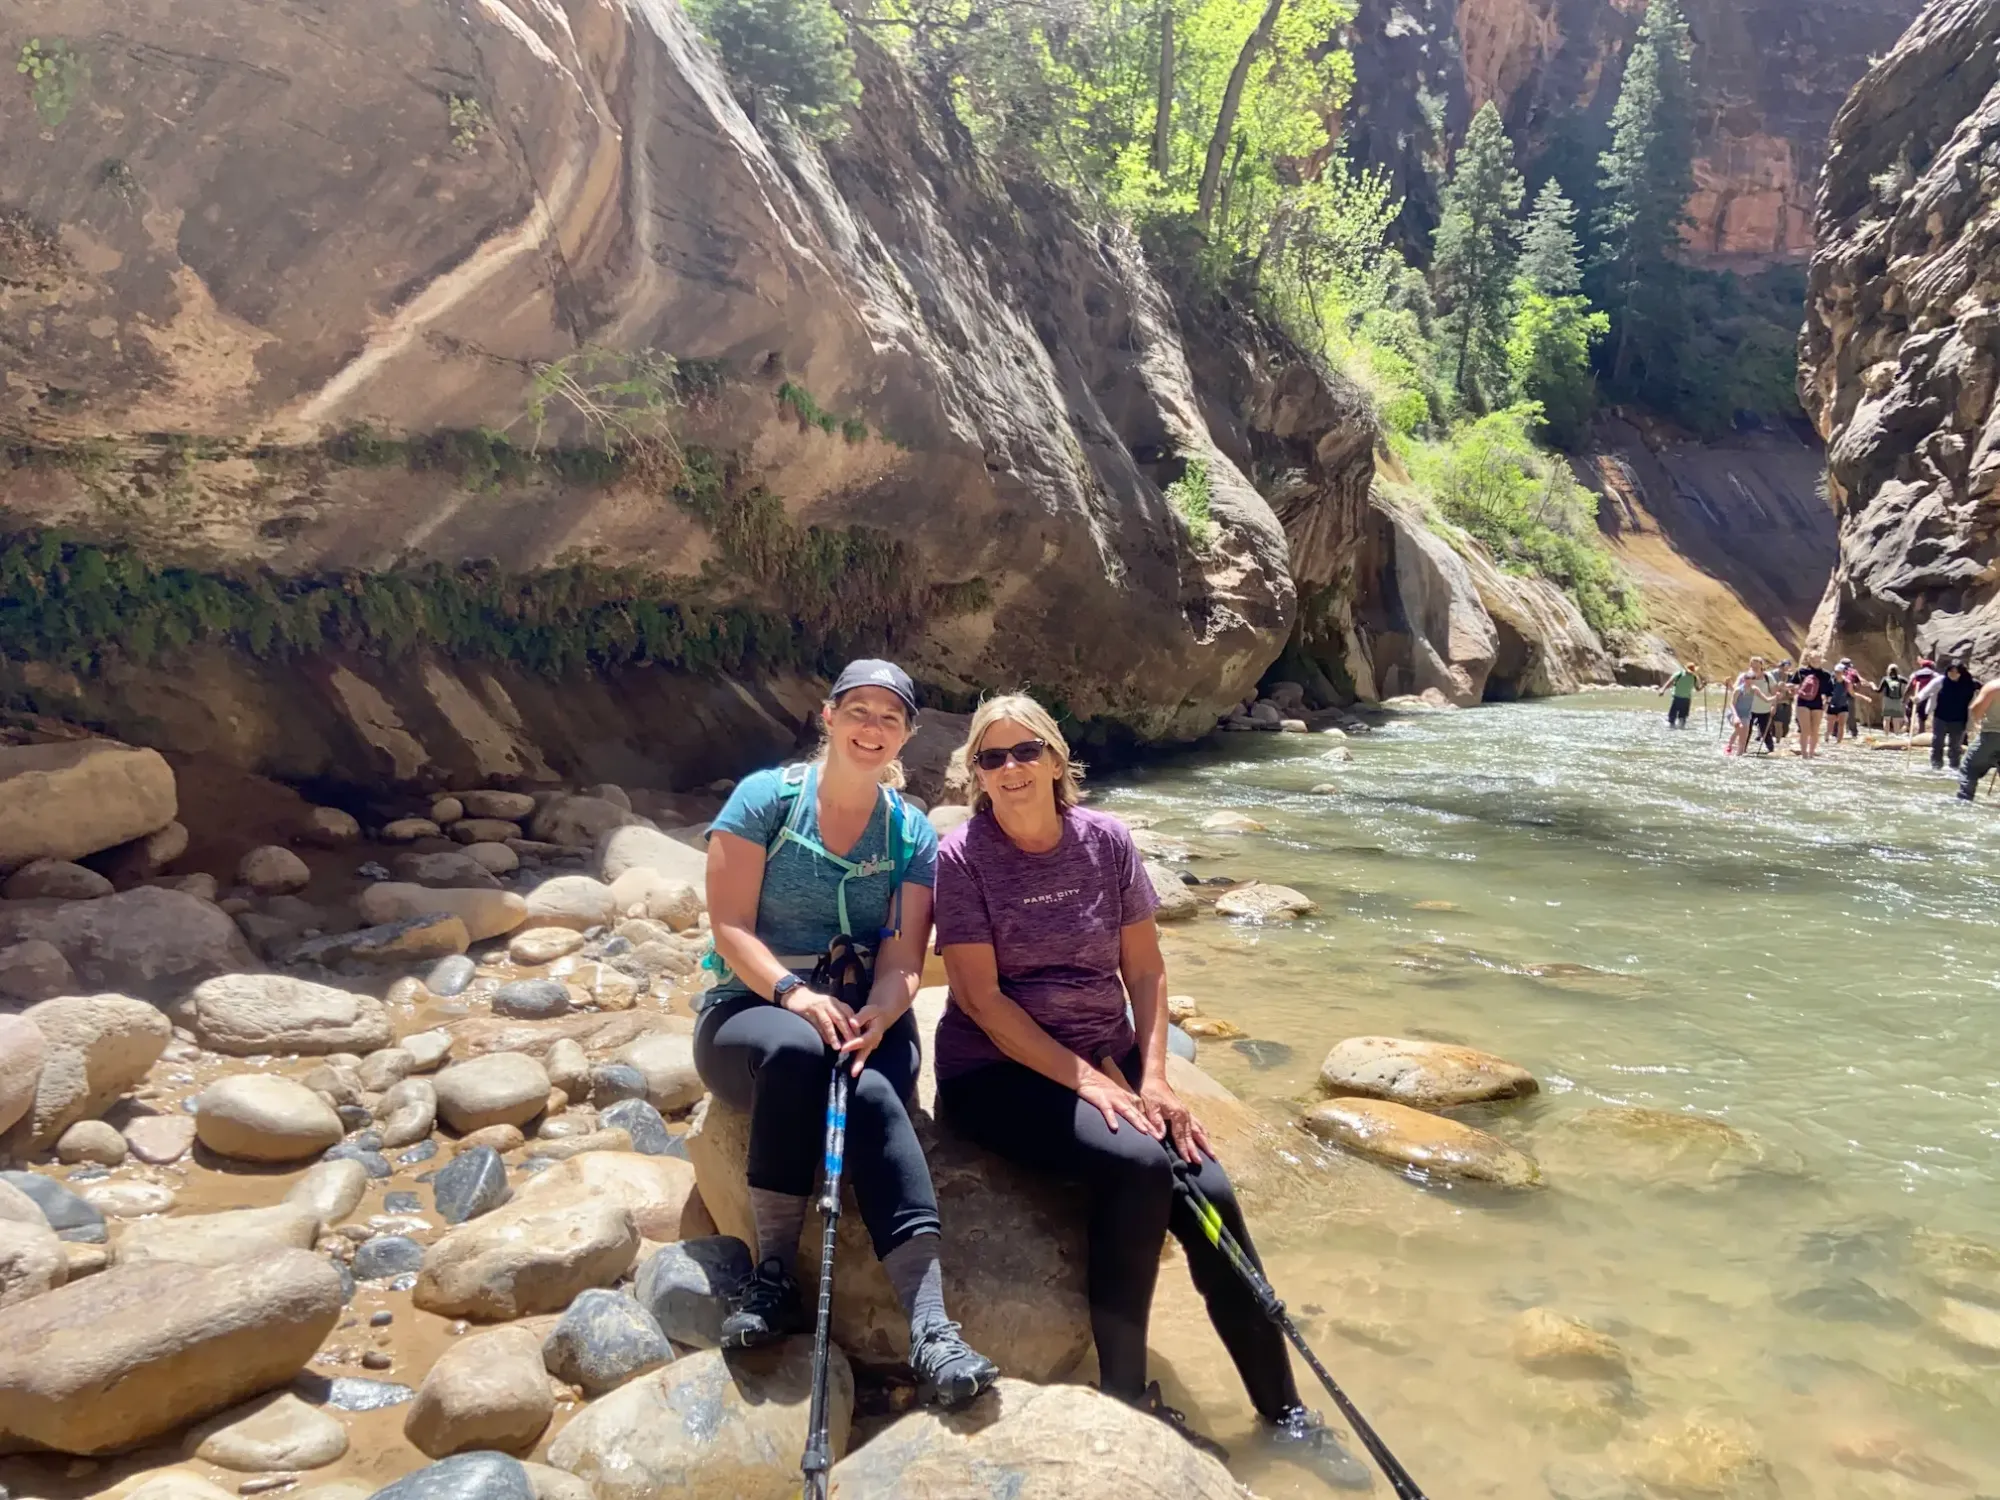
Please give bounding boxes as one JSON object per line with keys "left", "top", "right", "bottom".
{"left": 0, "top": 0, "right": 1313, "bottom": 782}
{"left": 1801, "top": 0, "right": 2000, "bottom": 677}
{"left": 1347, "top": 0, "right": 1924, "bottom": 267}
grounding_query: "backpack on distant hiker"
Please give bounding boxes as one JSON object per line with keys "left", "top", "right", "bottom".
{"left": 1795, "top": 673, "right": 1821, "bottom": 706}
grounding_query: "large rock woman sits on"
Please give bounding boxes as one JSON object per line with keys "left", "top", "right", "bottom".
{"left": 931, "top": 694, "right": 1369, "bottom": 1487}
{"left": 694, "top": 659, "right": 997, "bottom": 1407}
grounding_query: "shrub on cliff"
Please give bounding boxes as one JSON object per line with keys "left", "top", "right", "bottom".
{"left": 685, "top": 0, "right": 861, "bottom": 138}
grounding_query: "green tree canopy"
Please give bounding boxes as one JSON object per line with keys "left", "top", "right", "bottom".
{"left": 1430, "top": 101, "right": 1524, "bottom": 411}
{"left": 1518, "top": 180, "right": 1584, "bottom": 298}
{"left": 686, "top": 0, "right": 862, "bottom": 138}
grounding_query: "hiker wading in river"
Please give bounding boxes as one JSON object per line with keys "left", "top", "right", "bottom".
{"left": 931, "top": 693, "right": 1372, "bottom": 1488}
{"left": 695, "top": 658, "right": 997, "bottom": 1407}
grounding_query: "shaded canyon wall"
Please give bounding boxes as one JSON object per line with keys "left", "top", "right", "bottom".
{"left": 1801, "top": 0, "right": 2000, "bottom": 679}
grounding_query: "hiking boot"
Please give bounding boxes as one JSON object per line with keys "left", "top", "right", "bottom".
{"left": 909, "top": 1321, "right": 998, "bottom": 1409}
{"left": 719, "top": 1258, "right": 806, "bottom": 1349}
{"left": 1130, "top": 1381, "right": 1229, "bottom": 1462}
{"left": 1263, "top": 1405, "right": 1374, "bottom": 1491}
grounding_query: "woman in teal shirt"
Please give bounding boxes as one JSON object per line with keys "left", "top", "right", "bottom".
{"left": 694, "top": 659, "right": 996, "bottom": 1409}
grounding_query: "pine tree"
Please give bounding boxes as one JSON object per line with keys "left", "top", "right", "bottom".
{"left": 1431, "top": 101, "right": 1525, "bottom": 411}
{"left": 1593, "top": 0, "right": 1695, "bottom": 394}
{"left": 1518, "top": 180, "right": 1583, "bottom": 297}
{"left": 1512, "top": 180, "right": 1605, "bottom": 447}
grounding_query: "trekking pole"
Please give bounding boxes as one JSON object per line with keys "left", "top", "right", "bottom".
{"left": 799, "top": 1067, "right": 850, "bottom": 1500}
{"left": 1169, "top": 1149, "right": 1431, "bottom": 1500}
{"left": 1099, "top": 1056, "right": 1429, "bottom": 1500}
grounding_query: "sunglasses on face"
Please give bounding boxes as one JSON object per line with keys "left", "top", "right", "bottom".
{"left": 973, "top": 739, "right": 1048, "bottom": 772}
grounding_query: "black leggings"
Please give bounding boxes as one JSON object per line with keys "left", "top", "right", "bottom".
{"left": 694, "top": 993, "right": 938, "bottom": 1259}
{"left": 938, "top": 1045, "right": 1298, "bottom": 1419}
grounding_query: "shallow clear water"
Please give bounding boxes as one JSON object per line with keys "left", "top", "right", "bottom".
{"left": 1096, "top": 692, "right": 2000, "bottom": 1500}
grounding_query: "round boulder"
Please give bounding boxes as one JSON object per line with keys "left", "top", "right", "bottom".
{"left": 1301, "top": 1098, "right": 1540, "bottom": 1187}
{"left": 434, "top": 1053, "right": 551, "bottom": 1134}
{"left": 238, "top": 846, "right": 311, "bottom": 895}
{"left": 1317, "top": 1035, "right": 1538, "bottom": 1109}
{"left": 195, "top": 1075, "right": 345, "bottom": 1162}
{"left": 546, "top": 1339, "right": 846, "bottom": 1500}
{"left": 403, "top": 1323, "right": 551, "bottom": 1459}
{"left": 187, "top": 1389, "right": 349, "bottom": 1471}
{"left": 187, "top": 975, "right": 394, "bottom": 1057}
{"left": 460, "top": 790, "right": 538, "bottom": 822}
{"left": 413, "top": 1195, "right": 639, "bottom": 1321}
{"left": 2, "top": 859, "right": 114, "bottom": 901}
{"left": 1214, "top": 882, "right": 1315, "bottom": 920}
{"left": 1143, "top": 861, "right": 1198, "bottom": 922}
{"left": 509, "top": 928, "right": 585, "bottom": 966}
{"left": 522, "top": 877, "right": 620, "bottom": 933}
{"left": 56, "top": 1119, "right": 127, "bottom": 1165}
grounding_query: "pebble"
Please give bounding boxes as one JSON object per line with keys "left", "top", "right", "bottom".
{"left": 425, "top": 956, "right": 477, "bottom": 998}
{"left": 403, "top": 1030, "right": 453, "bottom": 1072}
{"left": 361, "top": 1351, "right": 393, "bottom": 1371}
{"left": 589, "top": 1064, "right": 648, "bottom": 1107}
{"left": 433, "top": 1145, "right": 511, "bottom": 1225}
{"left": 0, "top": 1170, "right": 106, "bottom": 1242}
{"left": 542, "top": 1288, "right": 674, "bottom": 1396}
{"left": 238, "top": 1476, "right": 299, "bottom": 1495}
{"left": 320, "top": 1144, "right": 392, "bottom": 1179}
{"left": 353, "top": 1236, "right": 426, "bottom": 1281}
{"left": 491, "top": 979, "right": 570, "bottom": 1020}
{"left": 598, "top": 1099, "right": 673, "bottom": 1156}
{"left": 124, "top": 1113, "right": 198, "bottom": 1164}
{"left": 56, "top": 1120, "right": 129, "bottom": 1165}
{"left": 371, "top": 1311, "right": 394, "bottom": 1327}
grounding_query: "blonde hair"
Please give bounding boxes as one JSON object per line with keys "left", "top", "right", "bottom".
{"left": 950, "top": 693, "right": 1084, "bottom": 816}
{"left": 813, "top": 694, "right": 908, "bottom": 788}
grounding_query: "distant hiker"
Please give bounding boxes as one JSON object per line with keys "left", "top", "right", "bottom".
{"left": 1825, "top": 657, "right": 1859, "bottom": 744}
{"left": 1791, "top": 652, "right": 1834, "bottom": 759}
{"left": 1909, "top": 657, "right": 1941, "bottom": 734}
{"left": 1728, "top": 656, "right": 1774, "bottom": 757}
{"left": 1765, "top": 658, "right": 1795, "bottom": 751}
{"left": 1659, "top": 662, "right": 1700, "bottom": 729}
{"left": 1957, "top": 675, "right": 2000, "bottom": 801}
{"left": 1876, "top": 665, "right": 1908, "bottom": 734}
{"left": 1919, "top": 660, "right": 1979, "bottom": 771}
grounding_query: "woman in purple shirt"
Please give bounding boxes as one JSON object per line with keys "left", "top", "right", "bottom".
{"left": 934, "top": 694, "right": 1367, "bottom": 1487}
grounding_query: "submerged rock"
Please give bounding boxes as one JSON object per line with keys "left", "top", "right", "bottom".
{"left": 1317, "top": 1035, "right": 1538, "bottom": 1109}
{"left": 1301, "top": 1098, "right": 1540, "bottom": 1187}
{"left": 1511, "top": 1309, "right": 1630, "bottom": 1380}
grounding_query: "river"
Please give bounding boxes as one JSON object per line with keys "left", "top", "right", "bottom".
{"left": 1098, "top": 691, "right": 1999, "bottom": 1499}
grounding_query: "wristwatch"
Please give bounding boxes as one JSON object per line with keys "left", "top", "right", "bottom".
{"left": 771, "top": 973, "right": 803, "bottom": 1005}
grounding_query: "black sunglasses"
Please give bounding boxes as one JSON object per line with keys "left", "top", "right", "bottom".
{"left": 973, "top": 739, "right": 1048, "bottom": 772}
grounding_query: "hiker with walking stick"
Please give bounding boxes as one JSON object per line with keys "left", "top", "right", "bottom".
{"left": 931, "top": 693, "right": 1383, "bottom": 1490}
{"left": 693, "top": 659, "right": 997, "bottom": 1421}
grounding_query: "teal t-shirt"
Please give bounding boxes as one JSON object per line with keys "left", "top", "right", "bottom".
{"left": 703, "top": 766, "right": 938, "bottom": 1002}
{"left": 1669, "top": 668, "right": 1698, "bottom": 700}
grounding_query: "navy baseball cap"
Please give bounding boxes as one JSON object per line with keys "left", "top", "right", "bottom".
{"left": 830, "top": 659, "right": 918, "bottom": 718}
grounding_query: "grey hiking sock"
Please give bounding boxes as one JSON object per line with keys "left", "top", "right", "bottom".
{"left": 882, "top": 1233, "right": 950, "bottom": 1339}
{"left": 749, "top": 1188, "right": 809, "bottom": 1278}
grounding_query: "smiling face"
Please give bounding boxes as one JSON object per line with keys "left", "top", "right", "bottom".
{"left": 972, "top": 716, "right": 1060, "bottom": 816}
{"left": 823, "top": 686, "right": 911, "bottom": 777}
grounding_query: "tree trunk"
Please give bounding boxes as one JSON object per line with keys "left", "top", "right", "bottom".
{"left": 1151, "top": 1, "right": 1175, "bottom": 177}
{"left": 1198, "top": 0, "right": 1285, "bottom": 227}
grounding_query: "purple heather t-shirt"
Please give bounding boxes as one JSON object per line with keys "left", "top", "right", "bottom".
{"left": 932, "top": 805, "right": 1159, "bottom": 1079}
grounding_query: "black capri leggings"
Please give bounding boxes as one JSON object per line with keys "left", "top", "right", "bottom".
{"left": 938, "top": 1042, "right": 1299, "bottom": 1419}
{"left": 694, "top": 993, "right": 940, "bottom": 1259}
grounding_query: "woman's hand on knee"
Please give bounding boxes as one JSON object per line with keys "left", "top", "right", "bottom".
{"left": 784, "top": 988, "right": 858, "bottom": 1050}
{"left": 1078, "top": 1066, "right": 1157, "bottom": 1139}
{"left": 1139, "top": 1075, "right": 1211, "bottom": 1165}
